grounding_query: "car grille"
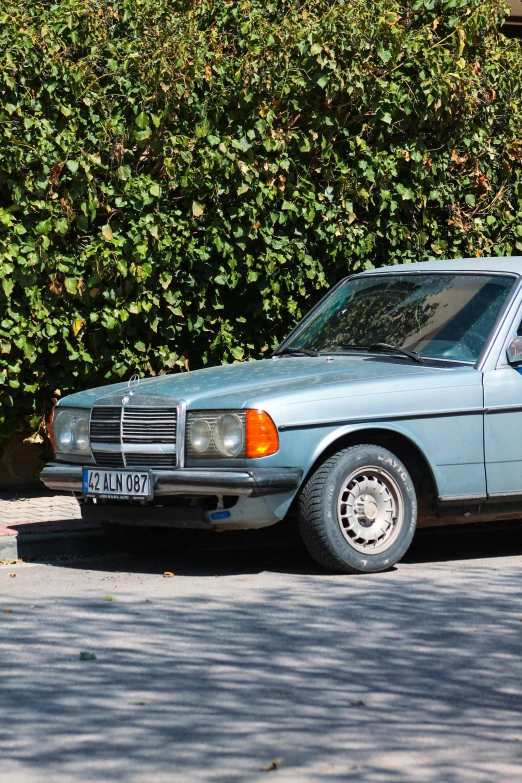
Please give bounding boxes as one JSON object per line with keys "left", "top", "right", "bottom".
{"left": 92, "top": 450, "right": 125, "bottom": 468}
{"left": 90, "top": 406, "right": 121, "bottom": 442}
{"left": 90, "top": 404, "right": 178, "bottom": 468}
{"left": 125, "top": 453, "right": 176, "bottom": 467}
{"left": 122, "top": 407, "right": 177, "bottom": 444}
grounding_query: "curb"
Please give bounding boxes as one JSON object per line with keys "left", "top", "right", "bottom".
{"left": 0, "top": 519, "right": 109, "bottom": 561}
{"left": 0, "top": 513, "right": 304, "bottom": 561}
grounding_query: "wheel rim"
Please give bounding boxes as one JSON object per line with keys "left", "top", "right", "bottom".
{"left": 337, "top": 465, "right": 404, "bottom": 555}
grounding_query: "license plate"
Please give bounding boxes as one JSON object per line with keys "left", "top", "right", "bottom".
{"left": 82, "top": 468, "right": 152, "bottom": 500}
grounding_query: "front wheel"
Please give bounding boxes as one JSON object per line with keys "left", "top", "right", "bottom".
{"left": 298, "top": 444, "right": 417, "bottom": 574}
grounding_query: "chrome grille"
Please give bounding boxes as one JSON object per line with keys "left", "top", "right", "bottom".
{"left": 90, "top": 403, "right": 178, "bottom": 468}
{"left": 125, "top": 453, "right": 176, "bottom": 468}
{"left": 122, "top": 407, "right": 177, "bottom": 443}
{"left": 90, "top": 407, "right": 121, "bottom": 442}
{"left": 92, "top": 451, "right": 125, "bottom": 468}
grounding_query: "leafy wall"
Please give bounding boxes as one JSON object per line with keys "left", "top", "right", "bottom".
{"left": 0, "top": 0, "right": 521, "bottom": 443}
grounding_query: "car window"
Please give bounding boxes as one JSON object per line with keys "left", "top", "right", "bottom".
{"left": 284, "top": 273, "right": 515, "bottom": 363}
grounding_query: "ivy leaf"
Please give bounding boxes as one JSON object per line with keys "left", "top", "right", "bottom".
{"left": 23, "top": 342, "right": 35, "bottom": 359}
{"left": 101, "top": 225, "right": 113, "bottom": 241}
{"left": 135, "top": 111, "right": 149, "bottom": 129}
{"left": 232, "top": 136, "right": 251, "bottom": 152}
{"left": 79, "top": 652, "right": 96, "bottom": 661}
{"left": 65, "top": 278, "right": 78, "bottom": 295}
{"left": 160, "top": 273, "right": 172, "bottom": 289}
{"left": 192, "top": 202, "right": 205, "bottom": 217}
{"left": 72, "top": 319, "right": 84, "bottom": 337}
{"left": 230, "top": 346, "right": 244, "bottom": 360}
{"left": 377, "top": 48, "right": 392, "bottom": 64}
{"left": 102, "top": 314, "right": 117, "bottom": 330}
{"left": 55, "top": 218, "right": 68, "bottom": 234}
{"left": 66, "top": 160, "right": 79, "bottom": 174}
{"left": 384, "top": 12, "right": 401, "bottom": 24}
{"left": 35, "top": 219, "right": 52, "bottom": 235}
{"left": 396, "top": 183, "right": 414, "bottom": 200}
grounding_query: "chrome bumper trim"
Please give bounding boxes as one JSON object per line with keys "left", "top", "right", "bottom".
{"left": 40, "top": 464, "right": 303, "bottom": 498}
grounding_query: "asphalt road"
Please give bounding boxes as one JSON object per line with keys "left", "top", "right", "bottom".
{"left": 2, "top": 524, "right": 522, "bottom": 783}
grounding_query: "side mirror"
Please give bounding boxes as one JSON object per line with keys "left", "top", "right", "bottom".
{"left": 507, "top": 336, "right": 522, "bottom": 365}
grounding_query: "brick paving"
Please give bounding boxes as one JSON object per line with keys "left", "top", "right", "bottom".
{"left": 0, "top": 493, "right": 103, "bottom": 559}
{"left": 0, "top": 493, "right": 81, "bottom": 527}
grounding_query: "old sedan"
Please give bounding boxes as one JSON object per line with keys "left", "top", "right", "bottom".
{"left": 41, "top": 257, "right": 522, "bottom": 573}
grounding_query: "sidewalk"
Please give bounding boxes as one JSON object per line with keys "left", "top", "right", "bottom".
{"left": 0, "top": 492, "right": 104, "bottom": 561}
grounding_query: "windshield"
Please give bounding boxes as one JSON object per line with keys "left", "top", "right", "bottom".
{"left": 282, "top": 273, "right": 515, "bottom": 363}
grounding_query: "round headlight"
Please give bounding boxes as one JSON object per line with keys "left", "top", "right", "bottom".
{"left": 213, "top": 413, "right": 243, "bottom": 457}
{"left": 190, "top": 419, "right": 211, "bottom": 453}
{"left": 54, "top": 410, "right": 74, "bottom": 452}
{"left": 74, "top": 417, "right": 90, "bottom": 451}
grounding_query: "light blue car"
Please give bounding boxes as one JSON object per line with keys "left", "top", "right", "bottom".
{"left": 41, "top": 257, "right": 522, "bottom": 573}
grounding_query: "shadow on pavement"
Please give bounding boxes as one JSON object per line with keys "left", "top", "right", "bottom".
{"left": 2, "top": 525, "right": 522, "bottom": 783}
{"left": 54, "top": 520, "right": 522, "bottom": 579}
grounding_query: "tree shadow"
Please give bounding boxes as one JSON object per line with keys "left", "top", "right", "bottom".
{"left": 51, "top": 521, "right": 522, "bottom": 580}
{"left": 2, "top": 534, "right": 522, "bottom": 783}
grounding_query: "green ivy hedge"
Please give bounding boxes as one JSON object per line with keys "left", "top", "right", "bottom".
{"left": 1, "top": 0, "right": 521, "bottom": 442}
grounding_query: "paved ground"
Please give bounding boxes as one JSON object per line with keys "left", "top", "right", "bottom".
{"left": 2, "top": 524, "right": 522, "bottom": 783}
{"left": 0, "top": 493, "right": 81, "bottom": 525}
{"left": 0, "top": 493, "right": 103, "bottom": 561}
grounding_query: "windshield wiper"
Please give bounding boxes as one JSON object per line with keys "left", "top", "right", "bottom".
{"left": 326, "top": 342, "right": 424, "bottom": 363}
{"left": 274, "top": 343, "right": 423, "bottom": 362}
{"left": 273, "top": 347, "right": 321, "bottom": 358}
{"left": 367, "top": 342, "right": 424, "bottom": 363}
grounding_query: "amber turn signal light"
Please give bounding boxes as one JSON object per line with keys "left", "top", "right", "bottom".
{"left": 246, "top": 409, "right": 279, "bottom": 458}
{"left": 49, "top": 406, "right": 56, "bottom": 452}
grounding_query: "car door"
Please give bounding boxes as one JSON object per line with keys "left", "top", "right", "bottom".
{"left": 484, "top": 304, "right": 522, "bottom": 498}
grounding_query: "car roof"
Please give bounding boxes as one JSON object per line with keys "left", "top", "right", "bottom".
{"left": 361, "top": 257, "right": 522, "bottom": 276}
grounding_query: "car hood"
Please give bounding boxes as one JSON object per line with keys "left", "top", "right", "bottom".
{"left": 60, "top": 355, "right": 479, "bottom": 416}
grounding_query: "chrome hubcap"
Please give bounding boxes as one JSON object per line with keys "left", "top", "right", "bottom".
{"left": 337, "top": 466, "right": 404, "bottom": 554}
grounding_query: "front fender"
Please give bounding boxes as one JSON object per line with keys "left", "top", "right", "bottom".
{"left": 264, "top": 421, "right": 443, "bottom": 499}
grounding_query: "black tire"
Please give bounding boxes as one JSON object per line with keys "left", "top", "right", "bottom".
{"left": 102, "top": 523, "right": 198, "bottom": 556}
{"left": 298, "top": 444, "right": 417, "bottom": 574}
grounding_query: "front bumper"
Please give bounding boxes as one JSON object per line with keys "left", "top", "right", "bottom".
{"left": 40, "top": 463, "right": 303, "bottom": 498}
